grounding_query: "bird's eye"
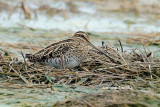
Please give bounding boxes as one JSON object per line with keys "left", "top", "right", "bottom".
{"left": 81, "top": 35, "right": 84, "bottom": 37}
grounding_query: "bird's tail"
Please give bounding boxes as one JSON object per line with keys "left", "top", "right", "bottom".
{"left": 25, "top": 54, "right": 33, "bottom": 61}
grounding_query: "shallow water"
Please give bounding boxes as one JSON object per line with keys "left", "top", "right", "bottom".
{"left": 0, "top": 11, "right": 160, "bottom": 33}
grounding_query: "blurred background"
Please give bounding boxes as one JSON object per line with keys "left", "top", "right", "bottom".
{"left": 0, "top": 0, "right": 160, "bottom": 57}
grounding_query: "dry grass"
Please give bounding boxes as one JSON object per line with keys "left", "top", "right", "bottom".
{"left": 0, "top": 43, "right": 159, "bottom": 87}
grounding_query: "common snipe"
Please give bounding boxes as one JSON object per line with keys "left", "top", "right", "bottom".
{"left": 26, "top": 31, "right": 114, "bottom": 69}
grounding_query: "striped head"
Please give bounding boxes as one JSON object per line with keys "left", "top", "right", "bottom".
{"left": 72, "top": 31, "right": 89, "bottom": 41}
{"left": 72, "top": 31, "right": 115, "bottom": 62}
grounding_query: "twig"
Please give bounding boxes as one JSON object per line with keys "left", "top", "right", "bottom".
{"left": 21, "top": 51, "right": 27, "bottom": 70}
{"left": 83, "top": 100, "right": 93, "bottom": 107}
{"left": 0, "top": 54, "right": 5, "bottom": 62}
{"left": 118, "top": 38, "right": 123, "bottom": 52}
{"left": 80, "top": 64, "right": 91, "bottom": 72}
{"left": 10, "top": 66, "right": 32, "bottom": 85}
{"left": 21, "top": 0, "right": 31, "bottom": 19}
{"left": 8, "top": 2, "right": 20, "bottom": 19}
{"left": 148, "top": 65, "right": 153, "bottom": 79}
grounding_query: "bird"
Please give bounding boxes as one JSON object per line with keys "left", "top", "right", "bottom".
{"left": 25, "top": 31, "right": 114, "bottom": 69}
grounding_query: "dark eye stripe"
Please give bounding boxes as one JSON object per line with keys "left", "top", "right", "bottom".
{"left": 79, "top": 34, "right": 85, "bottom": 39}
{"left": 81, "top": 35, "right": 84, "bottom": 37}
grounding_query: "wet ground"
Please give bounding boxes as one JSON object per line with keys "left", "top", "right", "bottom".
{"left": 0, "top": 0, "right": 160, "bottom": 106}
{"left": 0, "top": 84, "right": 102, "bottom": 106}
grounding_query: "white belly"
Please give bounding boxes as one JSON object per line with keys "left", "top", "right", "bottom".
{"left": 43, "top": 57, "right": 81, "bottom": 69}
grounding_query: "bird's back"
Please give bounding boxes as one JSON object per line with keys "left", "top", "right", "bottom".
{"left": 26, "top": 37, "right": 88, "bottom": 68}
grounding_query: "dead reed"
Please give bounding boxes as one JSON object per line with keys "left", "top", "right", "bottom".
{"left": 0, "top": 43, "right": 159, "bottom": 87}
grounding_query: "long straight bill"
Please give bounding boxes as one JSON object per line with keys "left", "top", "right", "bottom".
{"left": 87, "top": 40, "right": 114, "bottom": 62}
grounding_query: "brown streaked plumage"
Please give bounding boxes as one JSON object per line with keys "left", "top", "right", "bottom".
{"left": 26, "top": 31, "right": 114, "bottom": 69}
